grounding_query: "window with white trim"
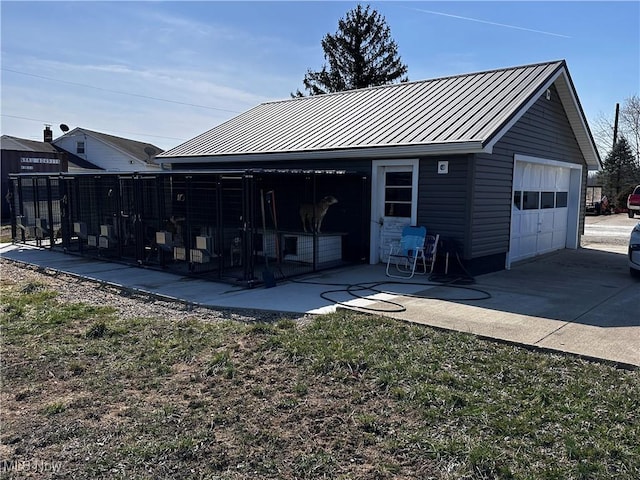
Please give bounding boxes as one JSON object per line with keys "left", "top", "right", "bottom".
{"left": 384, "top": 171, "right": 412, "bottom": 217}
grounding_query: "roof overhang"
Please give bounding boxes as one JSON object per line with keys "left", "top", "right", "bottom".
{"left": 157, "top": 140, "right": 485, "bottom": 165}
{"left": 553, "top": 69, "right": 602, "bottom": 170}
{"left": 483, "top": 65, "right": 601, "bottom": 171}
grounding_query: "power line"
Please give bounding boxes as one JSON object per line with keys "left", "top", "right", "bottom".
{"left": 2, "top": 67, "right": 242, "bottom": 113}
{"left": 1, "top": 113, "right": 188, "bottom": 142}
{"left": 2, "top": 114, "right": 56, "bottom": 124}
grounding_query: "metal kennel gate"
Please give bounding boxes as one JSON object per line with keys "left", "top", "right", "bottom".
{"left": 9, "top": 170, "right": 370, "bottom": 287}
{"left": 8, "top": 175, "right": 63, "bottom": 248}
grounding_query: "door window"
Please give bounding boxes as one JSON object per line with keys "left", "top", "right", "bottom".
{"left": 522, "top": 191, "right": 539, "bottom": 210}
{"left": 514, "top": 190, "right": 568, "bottom": 209}
{"left": 556, "top": 192, "right": 568, "bottom": 208}
{"left": 541, "top": 192, "right": 555, "bottom": 209}
{"left": 384, "top": 171, "right": 412, "bottom": 217}
{"left": 513, "top": 191, "right": 522, "bottom": 210}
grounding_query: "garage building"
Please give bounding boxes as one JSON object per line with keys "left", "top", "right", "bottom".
{"left": 157, "top": 60, "right": 601, "bottom": 273}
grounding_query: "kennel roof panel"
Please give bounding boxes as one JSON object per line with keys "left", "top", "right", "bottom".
{"left": 157, "top": 60, "right": 599, "bottom": 170}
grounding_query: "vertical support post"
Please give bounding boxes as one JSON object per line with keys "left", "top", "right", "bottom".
{"left": 8, "top": 177, "right": 16, "bottom": 242}
{"left": 34, "top": 178, "right": 41, "bottom": 247}
{"left": 17, "top": 178, "right": 25, "bottom": 243}
{"left": 60, "top": 176, "right": 70, "bottom": 252}
{"left": 95, "top": 176, "right": 103, "bottom": 255}
{"left": 133, "top": 175, "right": 145, "bottom": 264}
{"left": 157, "top": 174, "right": 167, "bottom": 267}
{"left": 216, "top": 174, "right": 224, "bottom": 278}
{"left": 46, "top": 177, "right": 55, "bottom": 249}
{"left": 312, "top": 172, "right": 317, "bottom": 272}
{"left": 361, "top": 174, "right": 369, "bottom": 263}
{"left": 242, "top": 171, "right": 255, "bottom": 285}
{"left": 185, "top": 175, "right": 193, "bottom": 266}
{"left": 75, "top": 176, "right": 84, "bottom": 254}
{"left": 115, "top": 177, "right": 123, "bottom": 259}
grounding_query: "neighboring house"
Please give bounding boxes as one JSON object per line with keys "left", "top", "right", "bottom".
{"left": 1, "top": 132, "right": 66, "bottom": 220}
{"left": 157, "top": 60, "right": 601, "bottom": 273}
{"left": 3, "top": 126, "right": 163, "bottom": 220}
{"left": 53, "top": 127, "right": 163, "bottom": 172}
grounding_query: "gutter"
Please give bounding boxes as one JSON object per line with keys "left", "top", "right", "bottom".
{"left": 156, "top": 140, "right": 486, "bottom": 165}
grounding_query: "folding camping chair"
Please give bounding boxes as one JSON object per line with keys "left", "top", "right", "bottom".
{"left": 385, "top": 226, "right": 428, "bottom": 279}
{"left": 421, "top": 233, "right": 440, "bottom": 274}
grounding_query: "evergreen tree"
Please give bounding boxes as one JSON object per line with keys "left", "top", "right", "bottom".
{"left": 295, "top": 4, "right": 408, "bottom": 96}
{"left": 599, "top": 136, "right": 640, "bottom": 203}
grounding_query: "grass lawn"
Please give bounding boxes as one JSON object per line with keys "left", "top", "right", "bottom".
{"left": 1, "top": 277, "right": 638, "bottom": 479}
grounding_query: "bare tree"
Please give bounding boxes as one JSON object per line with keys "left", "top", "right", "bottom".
{"left": 592, "top": 111, "right": 616, "bottom": 161}
{"left": 592, "top": 95, "right": 640, "bottom": 163}
{"left": 620, "top": 95, "right": 640, "bottom": 162}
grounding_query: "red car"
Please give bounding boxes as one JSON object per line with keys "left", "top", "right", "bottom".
{"left": 627, "top": 185, "right": 640, "bottom": 218}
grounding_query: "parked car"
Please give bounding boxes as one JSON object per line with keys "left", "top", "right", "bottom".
{"left": 627, "top": 185, "right": 640, "bottom": 218}
{"left": 629, "top": 222, "right": 640, "bottom": 278}
{"left": 585, "top": 188, "right": 611, "bottom": 215}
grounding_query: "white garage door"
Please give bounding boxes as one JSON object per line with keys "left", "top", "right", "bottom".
{"left": 510, "top": 158, "right": 574, "bottom": 263}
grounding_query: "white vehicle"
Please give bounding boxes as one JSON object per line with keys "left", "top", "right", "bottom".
{"left": 627, "top": 185, "right": 640, "bottom": 218}
{"left": 630, "top": 222, "right": 640, "bottom": 278}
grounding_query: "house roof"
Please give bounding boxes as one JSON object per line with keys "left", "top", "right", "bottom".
{"left": 1, "top": 135, "right": 58, "bottom": 153}
{"left": 158, "top": 60, "right": 600, "bottom": 169}
{"left": 0, "top": 134, "right": 102, "bottom": 170}
{"left": 55, "top": 128, "right": 164, "bottom": 165}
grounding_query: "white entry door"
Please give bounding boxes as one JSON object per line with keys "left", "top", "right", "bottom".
{"left": 509, "top": 157, "right": 577, "bottom": 263}
{"left": 370, "top": 160, "right": 419, "bottom": 263}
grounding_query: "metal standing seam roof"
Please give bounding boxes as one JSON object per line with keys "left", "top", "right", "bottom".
{"left": 158, "top": 60, "right": 600, "bottom": 169}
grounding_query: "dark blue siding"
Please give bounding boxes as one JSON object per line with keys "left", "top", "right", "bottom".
{"left": 417, "top": 155, "right": 471, "bottom": 254}
{"left": 470, "top": 84, "right": 587, "bottom": 259}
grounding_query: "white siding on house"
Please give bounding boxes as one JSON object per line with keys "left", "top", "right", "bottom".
{"left": 54, "top": 133, "right": 158, "bottom": 172}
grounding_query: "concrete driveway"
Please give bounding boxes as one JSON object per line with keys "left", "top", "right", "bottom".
{"left": 581, "top": 211, "right": 639, "bottom": 254}
{"left": 374, "top": 246, "right": 639, "bottom": 367}
{"left": 366, "top": 215, "right": 639, "bottom": 367}
{"left": 1, "top": 214, "right": 638, "bottom": 367}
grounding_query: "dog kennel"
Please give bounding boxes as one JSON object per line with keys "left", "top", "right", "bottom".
{"left": 8, "top": 174, "right": 63, "bottom": 249}
{"left": 8, "top": 170, "right": 370, "bottom": 286}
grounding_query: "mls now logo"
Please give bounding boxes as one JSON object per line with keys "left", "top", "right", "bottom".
{"left": 1, "top": 459, "right": 63, "bottom": 473}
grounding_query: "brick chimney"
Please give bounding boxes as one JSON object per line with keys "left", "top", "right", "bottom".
{"left": 43, "top": 125, "right": 53, "bottom": 143}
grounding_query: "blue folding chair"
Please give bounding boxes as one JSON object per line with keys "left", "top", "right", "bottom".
{"left": 386, "top": 226, "right": 428, "bottom": 279}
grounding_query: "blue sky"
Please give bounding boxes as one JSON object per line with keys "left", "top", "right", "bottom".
{"left": 1, "top": 1, "right": 638, "bottom": 151}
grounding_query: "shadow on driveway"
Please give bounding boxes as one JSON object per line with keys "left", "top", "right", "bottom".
{"left": 417, "top": 248, "right": 639, "bottom": 328}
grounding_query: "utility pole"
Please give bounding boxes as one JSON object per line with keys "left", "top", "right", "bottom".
{"left": 613, "top": 102, "right": 620, "bottom": 148}
{"left": 614, "top": 103, "right": 622, "bottom": 197}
